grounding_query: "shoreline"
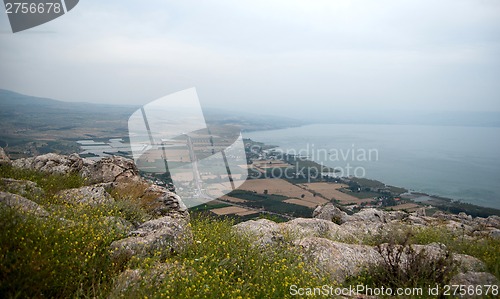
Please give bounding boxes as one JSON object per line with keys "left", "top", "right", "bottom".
{"left": 245, "top": 137, "right": 500, "bottom": 217}
{"left": 243, "top": 124, "right": 500, "bottom": 211}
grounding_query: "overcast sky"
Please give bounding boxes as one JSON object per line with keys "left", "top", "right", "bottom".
{"left": 1, "top": 0, "right": 499, "bottom": 117}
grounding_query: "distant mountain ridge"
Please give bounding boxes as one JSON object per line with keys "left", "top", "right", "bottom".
{"left": 0, "top": 89, "right": 306, "bottom": 157}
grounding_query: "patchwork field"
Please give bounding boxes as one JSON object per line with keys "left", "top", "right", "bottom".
{"left": 390, "top": 203, "right": 422, "bottom": 212}
{"left": 239, "top": 179, "right": 323, "bottom": 203}
{"left": 219, "top": 195, "right": 248, "bottom": 203}
{"left": 302, "top": 182, "right": 372, "bottom": 205}
{"left": 283, "top": 198, "right": 319, "bottom": 208}
{"left": 210, "top": 206, "right": 258, "bottom": 216}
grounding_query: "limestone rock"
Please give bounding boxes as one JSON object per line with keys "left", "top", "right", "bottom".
{"left": 56, "top": 185, "right": 114, "bottom": 206}
{"left": 12, "top": 153, "right": 141, "bottom": 184}
{"left": 83, "top": 156, "right": 140, "bottom": 184}
{"left": 486, "top": 215, "right": 500, "bottom": 229}
{"left": 403, "top": 215, "right": 429, "bottom": 226}
{"left": 0, "top": 191, "right": 48, "bottom": 217}
{"left": 110, "top": 216, "right": 192, "bottom": 262}
{"left": 234, "top": 217, "right": 359, "bottom": 248}
{"left": 12, "top": 153, "right": 93, "bottom": 175}
{"left": 339, "top": 221, "right": 385, "bottom": 239}
{"left": 0, "top": 147, "right": 10, "bottom": 165}
{"left": 293, "top": 237, "right": 381, "bottom": 282}
{"left": 233, "top": 218, "right": 282, "bottom": 247}
{"left": 453, "top": 253, "right": 487, "bottom": 273}
{"left": 0, "top": 178, "right": 44, "bottom": 198}
{"left": 488, "top": 229, "right": 500, "bottom": 239}
{"left": 385, "top": 210, "right": 408, "bottom": 221}
{"left": 313, "top": 203, "right": 351, "bottom": 224}
{"left": 449, "top": 272, "right": 499, "bottom": 298}
{"left": 141, "top": 184, "right": 188, "bottom": 217}
{"left": 283, "top": 218, "right": 358, "bottom": 243}
{"left": 348, "top": 208, "right": 386, "bottom": 223}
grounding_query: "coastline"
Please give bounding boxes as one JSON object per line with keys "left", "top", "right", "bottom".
{"left": 243, "top": 123, "right": 500, "bottom": 211}
{"left": 244, "top": 136, "right": 500, "bottom": 218}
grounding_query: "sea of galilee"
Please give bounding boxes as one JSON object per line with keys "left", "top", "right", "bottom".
{"left": 245, "top": 123, "right": 500, "bottom": 210}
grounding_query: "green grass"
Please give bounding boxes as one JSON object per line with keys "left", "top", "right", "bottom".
{"left": 0, "top": 164, "right": 85, "bottom": 197}
{"left": 112, "top": 215, "right": 331, "bottom": 298}
{"left": 1, "top": 167, "right": 332, "bottom": 298}
{"left": 0, "top": 204, "right": 126, "bottom": 298}
{"left": 2, "top": 165, "right": 499, "bottom": 298}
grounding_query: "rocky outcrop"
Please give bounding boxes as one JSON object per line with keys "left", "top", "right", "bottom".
{"left": 234, "top": 217, "right": 358, "bottom": 248}
{"left": 9, "top": 153, "right": 188, "bottom": 217}
{"left": 0, "top": 147, "right": 10, "bottom": 165}
{"left": 12, "top": 153, "right": 93, "bottom": 175}
{"left": 56, "top": 185, "right": 115, "bottom": 206}
{"left": 294, "top": 237, "right": 381, "bottom": 282}
{"left": 0, "top": 191, "right": 49, "bottom": 217}
{"left": 313, "top": 203, "right": 350, "bottom": 224}
{"left": 318, "top": 203, "right": 500, "bottom": 241}
{"left": 0, "top": 178, "right": 44, "bottom": 198}
{"left": 82, "top": 156, "right": 140, "bottom": 184}
{"left": 235, "top": 206, "right": 500, "bottom": 284}
{"left": 12, "top": 153, "right": 141, "bottom": 184}
{"left": 141, "top": 184, "right": 188, "bottom": 217}
{"left": 110, "top": 216, "right": 192, "bottom": 263}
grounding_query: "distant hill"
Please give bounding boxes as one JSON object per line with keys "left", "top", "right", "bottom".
{"left": 0, "top": 89, "right": 305, "bottom": 157}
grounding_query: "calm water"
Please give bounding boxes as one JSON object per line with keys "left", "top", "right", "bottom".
{"left": 244, "top": 124, "right": 500, "bottom": 209}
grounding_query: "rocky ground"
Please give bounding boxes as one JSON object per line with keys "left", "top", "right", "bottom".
{"left": 1, "top": 147, "right": 499, "bottom": 298}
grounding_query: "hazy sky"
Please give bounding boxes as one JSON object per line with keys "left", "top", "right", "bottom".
{"left": 1, "top": 0, "right": 499, "bottom": 117}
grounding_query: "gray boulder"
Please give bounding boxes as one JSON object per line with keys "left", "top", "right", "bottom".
{"left": 141, "top": 184, "right": 188, "bottom": 217}
{"left": 12, "top": 153, "right": 141, "bottom": 184}
{"left": 110, "top": 216, "right": 192, "bottom": 262}
{"left": 83, "top": 156, "right": 140, "bottom": 184}
{"left": 0, "top": 147, "right": 10, "bottom": 165}
{"left": 385, "top": 210, "right": 409, "bottom": 221}
{"left": 56, "top": 185, "right": 114, "bottom": 205}
{"left": 233, "top": 218, "right": 283, "bottom": 247}
{"left": 234, "top": 217, "right": 359, "bottom": 247}
{"left": 12, "top": 153, "right": 93, "bottom": 175}
{"left": 0, "top": 191, "right": 49, "bottom": 217}
{"left": 340, "top": 221, "right": 386, "bottom": 239}
{"left": 486, "top": 215, "right": 500, "bottom": 229}
{"left": 0, "top": 178, "right": 45, "bottom": 198}
{"left": 293, "top": 237, "right": 382, "bottom": 282}
{"left": 348, "top": 208, "right": 386, "bottom": 223}
{"left": 313, "top": 203, "right": 351, "bottom": 224}
{"left": 283, "top": 218, "right": 358, "bottom": 243}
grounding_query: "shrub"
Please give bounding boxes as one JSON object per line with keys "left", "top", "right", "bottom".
{"left": 350, "top": 230, "right": 457, "bottom": 294}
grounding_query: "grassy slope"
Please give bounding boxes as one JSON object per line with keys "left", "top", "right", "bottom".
{"left": 1, "top": 165, "right": 499, "bottom": 298}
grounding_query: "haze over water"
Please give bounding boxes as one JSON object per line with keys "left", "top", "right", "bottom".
{"left": 245, "top": 124, "right": 500, "bottom": 209}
